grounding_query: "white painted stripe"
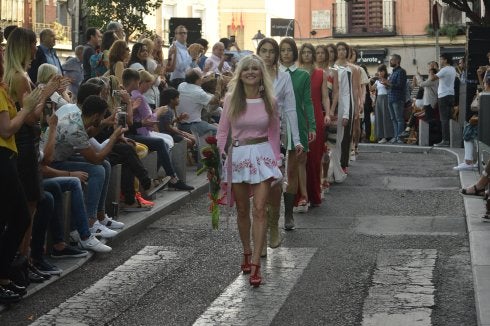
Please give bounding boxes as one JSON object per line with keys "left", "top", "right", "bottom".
{"left": 30, "top": 246, "right": 181, "bottom": 326}
{"left": 361, "top": 249, "right": 437, "bottom": 326}
{"left": 193, "top": 248, "right": 317, "bottom": 326}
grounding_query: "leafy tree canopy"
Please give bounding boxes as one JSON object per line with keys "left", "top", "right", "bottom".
{"left": 84, "top": 0, "right": 162, "bottom": 39}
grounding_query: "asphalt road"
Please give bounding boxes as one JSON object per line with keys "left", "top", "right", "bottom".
{"left": 0, "top": 149, "right": 477, "bottom": 326}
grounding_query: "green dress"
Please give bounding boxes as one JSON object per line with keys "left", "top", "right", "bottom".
{"left": 283, "top": 65, "right": 316, "bottom": 151}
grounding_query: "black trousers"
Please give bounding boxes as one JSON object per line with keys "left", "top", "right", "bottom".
{"left": 107, "top": 143, "right": 151, "bottom": 205}
{"left": 0, "top": 147, "right": 30, "bottom": 279}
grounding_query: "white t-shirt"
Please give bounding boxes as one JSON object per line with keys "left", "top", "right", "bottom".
{"left": 436, "top": 65, "right": 457, "bottom": 97}
{"left": 375, "top": 80, "right": 388, "bottom": 95}
{"left": 177, "top": 82, "right": 213, "bottom": 123}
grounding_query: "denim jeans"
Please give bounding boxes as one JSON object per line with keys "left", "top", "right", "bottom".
{"left": 388, "top": 100, "right": 405, "bottom": 139}
{"left": 50, "top": 159, "right": 110, "bottom": 218}
{"left": 178, "top": 121, "right": 217, "bottom": 137}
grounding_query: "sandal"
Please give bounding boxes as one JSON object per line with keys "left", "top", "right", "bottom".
{"left": 461, "top": 185, "right": 486, "bottom": 197}
{"left": 121, "top": 200, "right": 152, "bottom": 212}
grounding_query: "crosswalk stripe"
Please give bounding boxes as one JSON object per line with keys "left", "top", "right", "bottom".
{"left": 30, "top": 246, "right": 181, "bottom": 326}
{"left": 361, "top": 249, "right": 437, "bottom": 326}
{"left": 193, "top": 247, "right": 317, "bottom": 326}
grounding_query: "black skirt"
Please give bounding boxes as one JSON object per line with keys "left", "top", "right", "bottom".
{"left": 15, "top": 123, "right": 43, "bottom": 202}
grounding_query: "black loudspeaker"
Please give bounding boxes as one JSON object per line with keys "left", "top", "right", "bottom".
{"left": 478, "top": 94, "right": 490, "bottom": 145}
{"left": 466, "top": 26, "right": 490, "bottom": 81}
{"left": 169, "top": 18, "right": 202, "bottom": 45}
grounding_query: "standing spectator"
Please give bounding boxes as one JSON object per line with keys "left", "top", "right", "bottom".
{"left": 204, "top": 42, "right": 232, "bottom": 75}
{"left": 371, "top": 64, "right": 394, "bottom": 143}
{"left": 82, "top": 27, "right": 102, "bottom": 83}
{"left": 217, "top": 54, "right": 282, "bottom": 287}
{"left": 0, "top": 61, "right": 43, "bottom": 302}
{"left": 413, "top": 63, "right": 439, "bottom": 122}
{"left": 89, "top": 30, "right": 117, "bottom": 78}
{"left": 167, "top": 25, "right": 192, "bottom": 88}
{"left": 108, "top": 40, "right": 130, "bottom": 84}
{"left": 477, "top": 51, "right": 490, "bottom": 89}
{"left": 432, "top": 53, "right": 457, "bottom": 147}
{"left": 62, "top": 45, "right": 84, "bottom": 100}
{"left": 384, "top": 54, "right": 407, "bottom": 144}
{"left": 278, "top": 38, "right": 315, "bottom": 229}
{"left": 151, "top": 34, "right": 165, "bottom": 66}
{"left": 177, "top": 68, "right": 220, "bottom": 137}
{"left": 28, "top": 29, "right": 63, "bottom": 84}
{"left": 195, "top": 38, "right": 209, "bottom": 70}
{"left": 106, "top": 21, "right": 125, "bottom": 40}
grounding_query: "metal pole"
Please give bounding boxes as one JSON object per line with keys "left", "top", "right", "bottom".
{"left": 435, "top": 28, "right": 440, "bottom": 63}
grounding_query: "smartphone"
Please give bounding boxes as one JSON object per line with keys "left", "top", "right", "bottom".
{"left": 116, "top": 111, "right": 127, "bottom": 128}
{"left": 43, "top": 100, "right": 55, "bottom": 117}
{"left": 224, "top": 52, "right": 234, "bottom": 62}
{"left": 230, "top": 35, "right": 235, "bottom": 43}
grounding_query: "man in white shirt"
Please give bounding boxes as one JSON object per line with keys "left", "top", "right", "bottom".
{"left": 177, "top": 68, "right": 219, "bottom": 136}
{"left": 168, "top": 25, "right": 192, "bottom": 88}
{"left": 432, "top": 53, "right": 457, "bottom": 147}
{"left": 203, "top": 42, "right": 232, "bottom": 75}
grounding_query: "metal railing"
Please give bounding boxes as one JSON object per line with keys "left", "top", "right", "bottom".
{"left": 332, "top": 0, "right": 396, "bottom": 37}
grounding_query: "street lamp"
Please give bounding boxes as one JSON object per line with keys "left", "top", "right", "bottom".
{"left": 252, "top": 30, "right": 265, "bottom": 48}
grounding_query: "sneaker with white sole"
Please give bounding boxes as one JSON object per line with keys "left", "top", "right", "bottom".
{"left": 79, "top": 234, "right": 112, "bottom": 253}
{"left": 453, "top": 162, "right": 477, "bottom": 171}
{"left": 378, "top": 138, "right": 387, "bottom": 144}
{"left": 101, "top": 215, "right": 125, "bottom": 229}
{"left": 90, "top": 220, "right": 118, "bottom": 238}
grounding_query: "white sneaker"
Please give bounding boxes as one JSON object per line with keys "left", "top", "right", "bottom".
{"left": 378, "top": 138, "right": 387, "bottom": 144}
{"left": 90, "top": 220, "right": 118, "bottom": 238}
{"left": 80, "top": 234, "right": 112, "bottom": 253}
{"left": 101, "top": 215, "right": 125, "bottom": 229}
{"left": 453, "top": 163, "right": 477, "bottom": 171}
{"left": 70, "top": 230, "right": 81, "bottom": 243}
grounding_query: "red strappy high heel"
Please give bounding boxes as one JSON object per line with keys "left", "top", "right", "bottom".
{"left": 241, "top": 253, "right": 252, "bottom": 274}
{"left": 249, "top": 264, "right": 262, "bottom": 287}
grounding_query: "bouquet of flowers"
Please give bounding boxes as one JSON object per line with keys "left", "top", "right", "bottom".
{"left": 196, "top": 135, "right": 222, "bottom": 229}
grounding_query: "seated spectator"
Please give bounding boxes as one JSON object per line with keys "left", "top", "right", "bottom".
{"left": 158, "top": 87, "right": 196, "bottom": 149}
{"left": 203, "top": 42, "right": 232, "bottom": 75}
{"left": 122, "top": 68, "right": 194, "bottom": 191}
{"left": 45, "top": 94, "right": 125, "bottom": 239}
{"left": 177, "top": 68, "right": 220, "bottom": 137}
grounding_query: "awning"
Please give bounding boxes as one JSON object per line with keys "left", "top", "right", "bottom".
{"left": 356, "top": 49, "right": 387, "bottom": 64}
{"left": 440, "top": 47, "right": 465, "bottom": 62}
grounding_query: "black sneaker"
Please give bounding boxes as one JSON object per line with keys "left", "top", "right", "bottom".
{"left": 32, "top": 258, "right": 62, "bottom": 275}
{"left": 51, "top": 245, "right": 88, "bottom": 259}
{"left": 28, "top": 263, "right": 51, "bottom": 280}
{"left": 0, "top": 287, "right": 21, "bottom": 304}
{"left": 168, "top": 180, "right": 194, "bottom": 191}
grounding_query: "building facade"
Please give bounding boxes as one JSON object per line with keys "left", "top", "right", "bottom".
{"left": 294, "top": 0, "right": 471, "bottom": 75}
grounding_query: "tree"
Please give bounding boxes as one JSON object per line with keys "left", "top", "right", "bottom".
{"left": 441, "top": 0, "right": 490, "bottom": 26}
{"left": 84, "top": 0, "right": 163, "bottom": 40}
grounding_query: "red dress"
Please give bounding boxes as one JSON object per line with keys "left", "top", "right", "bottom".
{"left": 306, "top": 68, "right": 326, "bottom": 205}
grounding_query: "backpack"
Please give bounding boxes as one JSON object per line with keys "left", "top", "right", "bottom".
{"left": 89, "top": 50, "right": 108, "bottom": 77}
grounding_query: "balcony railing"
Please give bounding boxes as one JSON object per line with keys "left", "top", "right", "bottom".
{"left": 332, "top": 0, "right": 396, "bottom": 37}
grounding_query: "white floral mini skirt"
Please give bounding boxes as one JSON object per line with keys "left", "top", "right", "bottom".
{"left": 222, "top": 142, "right": 282, "bottom": 184}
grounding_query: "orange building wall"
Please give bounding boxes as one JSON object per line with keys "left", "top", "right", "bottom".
{"left": 295, "top": 0, "right": 432, "bottom": 39}
{"left": 396, "top": 0, "right": 431, "bottom": 35}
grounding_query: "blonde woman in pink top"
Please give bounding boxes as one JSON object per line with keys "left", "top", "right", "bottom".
{"left": 217, "top": 54, "right": 282, "bottom": 287}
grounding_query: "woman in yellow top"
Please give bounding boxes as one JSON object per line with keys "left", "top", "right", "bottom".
{"left": 0, "top": 47, "right": 43, "bottom": 303}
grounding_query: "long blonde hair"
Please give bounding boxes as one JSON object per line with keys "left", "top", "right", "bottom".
{"left": 4, "top": 28, "right": 37, "bottom": 96}
{"left": 226, "top": 54, "right": 275, "bottom": 121}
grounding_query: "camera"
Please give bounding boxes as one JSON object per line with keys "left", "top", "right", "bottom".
{"left": 224, "top": 52, "right": 234, "bottom": 62}
{"left": 116, "top": 111, "right": 127, "bottom": 128}
{"left": 229, "top": 35, "right": 235, "bottom": 43}
{"left": 43, "top": 100, "right": 55, "bottom": 117}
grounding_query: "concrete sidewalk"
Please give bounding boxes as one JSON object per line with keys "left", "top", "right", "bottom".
{"left": 361, "top": 143, "right": 489, "bottom": 326}
{"left": 0, "top": 168, "right": 209, "bottom": 312}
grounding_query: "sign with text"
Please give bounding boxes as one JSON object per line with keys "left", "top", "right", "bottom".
{"left": 271, "top": 18, "right": 294, "bottom": 37}
{"left": 312, "top": 10, "right": 331, "bottom": 29}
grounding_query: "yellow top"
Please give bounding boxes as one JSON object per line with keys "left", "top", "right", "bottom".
{"left": 0, "top": 85, "right": 18, "bottom": 153}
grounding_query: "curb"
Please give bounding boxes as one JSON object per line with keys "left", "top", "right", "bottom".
{"left": 0, "top": 174, "right": 209, "bottom": 312}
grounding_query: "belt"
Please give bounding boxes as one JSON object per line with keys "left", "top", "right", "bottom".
{"left": 232, "top": 137, "right": 268, "bottom": 147}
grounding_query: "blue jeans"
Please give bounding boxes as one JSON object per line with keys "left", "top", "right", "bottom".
{"left": 388, "top": 100, "right": 405, "bottom": 139}
{"left": 43, "top": 177, "right": 91, "bottom": 239}
{"left": 127, "top": 134, "right": 176, "bottom": 177}
{"left": 50, "top": 159, "right": 110, "bottom": 218}
{"left": 178, "top": 121, "right": 217, "bottom": 137}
